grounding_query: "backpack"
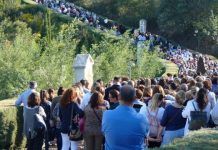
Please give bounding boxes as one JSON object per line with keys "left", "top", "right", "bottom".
{"left": 147, "top": 108, "right": 159, "bottom": 137}
{"left": 29, "top": 111, "right": 47, "bottom": 139}
{"left": 188, "top": 102, "right": 207, "bottom": 130}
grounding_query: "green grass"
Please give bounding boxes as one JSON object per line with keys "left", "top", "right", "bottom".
{"left": 22, "top": 0, "right": 37, "bottom": 5}
{"left": 0, "top": 98, "right": 16, "bottom": 107}
{"left": 160, "top": 59, "right": 178, "bottom": 77}
{"left": 156, "top": 128, "right": 218, "bottom": 150}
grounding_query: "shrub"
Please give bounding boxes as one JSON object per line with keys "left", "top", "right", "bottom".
{"left": 0, "top": 103, "right": 26, "bottom": 149}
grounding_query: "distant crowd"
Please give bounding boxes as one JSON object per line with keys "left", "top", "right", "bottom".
{"left": 34, "top": 0, "right": 218, "bottom": 77}
{"left": 16, "top": 72, "right": 218, "bottom": 149}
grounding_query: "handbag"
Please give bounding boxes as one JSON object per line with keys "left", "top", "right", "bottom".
{"left": 68, "top": 103, "right": 83, "bottom": 141}
{"left": 189, "top": 102, "right": 207, "bottom": 130}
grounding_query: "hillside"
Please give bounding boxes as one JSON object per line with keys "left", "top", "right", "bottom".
{"left": 72, "top": 0, "right": 218, "bottom": 57}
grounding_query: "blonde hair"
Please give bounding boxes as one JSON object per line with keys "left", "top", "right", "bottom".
{"left": 150, "top": 93, "right": 163, "bottom": 111}
{"left": 175, "top": 90, "right": 186, "bottom": 105}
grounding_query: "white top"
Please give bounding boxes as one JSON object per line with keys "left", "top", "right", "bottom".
{"left": 80, "top": 92, "right": 92, "bottom": 110}
{"left": 15, "top": 89, "right": 37, "bottom": 107}
{"left": 208, "top": 91, "right": 216, "bottom": 109}
{"left": 182, "top": 100, "right": 211, "bottom": 136}
{"left": 211, "top": 102, "right": 218, "bottom": 125}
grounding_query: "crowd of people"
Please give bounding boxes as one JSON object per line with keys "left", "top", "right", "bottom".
{"left": 15, "top": 73, "right": 218, "bottom": 149}
{"left": 18, "top": 1, "right": 218, "bottom": 150}
{"left": 34, "top": 0, "right": 218, "bottom": 77}
{"left": 35, "top": 0, "right": 126, "bottom": 35}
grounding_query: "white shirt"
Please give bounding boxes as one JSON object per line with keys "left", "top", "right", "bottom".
{"left": 208, "top": 91, "right": 216, "bottom": 109}
{"left": 15, "top": 89, "right": 37, "bottom": 107}
{"left": 182, "top": 100, "right": 211, "bottom": 136}
{"left": 211, "top": 102, "right": 218, "bottom": 125}
{"left": 80, "top": 92, "right": 92, "bottom": 110}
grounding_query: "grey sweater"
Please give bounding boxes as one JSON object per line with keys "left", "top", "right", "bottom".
{"left": 23, "top": 106, "right": 46, "bottom": 138}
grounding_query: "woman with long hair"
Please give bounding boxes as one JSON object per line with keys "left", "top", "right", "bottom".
{"left": 182, "top": 88, "right": 211, "bottom": 136}
{"left": 59, "top": 87, "right": 84, "bottom": 150}
{"left": 84, "top": 92, "right": 108, "bottom": 150}
{"left": 145, "top": 93, "right": 165, "bottom": 148}
{"left": 24, "top": 92, "right": 46, "bottom": 150}
{"left": 203, "top": 79, "right": 216, "bottom": 109}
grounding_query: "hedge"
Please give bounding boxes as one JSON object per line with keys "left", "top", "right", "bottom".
{"left": 0, "top": 99, "right": 26, "bottom": 149}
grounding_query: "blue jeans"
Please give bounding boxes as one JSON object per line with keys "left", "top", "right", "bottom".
{"left": 55, "top": 128, "right": 62, "bottom": 150}
{"left": 162, "top": 128, "right": 184, "bottom": 146}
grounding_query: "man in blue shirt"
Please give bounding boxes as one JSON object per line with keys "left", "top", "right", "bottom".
{"left": 102, "top": 85, "right": 148, "bottom": 150}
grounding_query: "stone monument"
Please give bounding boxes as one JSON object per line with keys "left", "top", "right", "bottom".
{"left": 139, "top": 19, "right": 147, "bottom": 34}
{"left": 73, "top": 54, "right": 94, "bottom": 88}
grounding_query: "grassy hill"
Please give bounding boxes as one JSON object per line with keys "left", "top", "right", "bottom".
{"left": 71, "top": 0, "right": 218, "bottom": 57}
{"left": 158, "top": 128, "right": 218, "bottom": 150}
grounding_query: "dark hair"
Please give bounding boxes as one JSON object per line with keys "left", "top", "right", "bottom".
{"left": 158, "top": 79, "right": 166, "bottom": 88}
{"left": 57, "top": 87, "right": 65, "bottom": 96}
{"left": 40, "top": 90, "right": 49, "bottom": 102}
{"left": 89, "top": 92, "right": 104, "bottom": 108}
{"left": 181, "top": 78, "right": 187, "bottom": 84}
{"left": 80, "top": 79, "right": 87, "bottom": 86}
{"left": 109, "top": 89, "right": 119, "bottom": 100}
{"left": 120, "top": 85, "right": 136, "bottom": 103}
{"left": 48, "top": 88, "right": 55, "bottom": 101}
{"left": 114, "top": 76, "right": 120, "bottom": 82}
{"left": 196, "top": 88, "right": 208, "bottom": 110}
{"left": 212, "top": 77, "right": 218, "bottom": 85}
{"left": 29, "top": 81, "right": 37, "bottom": 89}
{"left": 170, "top": 82, "right": 177, "bottom": 91}
{"left": 48, "top": 88, "right": 55, "bottom": 95}
{"left": 28, "top": 92, "right": 41, "bottom": 108}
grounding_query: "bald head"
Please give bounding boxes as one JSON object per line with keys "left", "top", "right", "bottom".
{"left": 120, "top": 85, "right": 136, "bottom": 103}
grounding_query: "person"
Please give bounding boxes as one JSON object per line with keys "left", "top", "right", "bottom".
{"left": 144, "top": 93, "right": 165, "bottom": 148}
{"left": 102, "top": 85, "right": 148, "bottom": 150}
{"left": 23, "top": 92, "right": 46, "bottom": 150}
{"left": 59, "top": 87, "right": 84, "bottom": 150}
{"left": 84, "top": 92, "right": 107, "bottom": 150}
{"left": 203, "top": 79, "right": 216, "bottom": 109}
{"left": 158, "top": 90, "right": 186, "bottom": 146}
{"left": 15, "top": 81, "right": 38, "bottom": 107}
{"left": 80, "top": 82, "right": 101, "bottom": 110}
{"left": 48, "top": 88, "right": 55, "bottom": 102}
{"left": 51, "top": 87, "right": 65, "bottom": 150}
{"left": 104, "top": 76, "right": 121, "bottom": 101}
{"left": 40, "top": 90, "right": 52, "bottom": 149}
{"left": 211, "top": 102, "right": 218, "bottom": 126}
{"left": 80, "top": 79, "right": 90, "bottom": 94}
{"left": 182, "top": 88, "right": 211, "bottom": 136}
{"left": 108, "top": 89, "right": 120, "bottom": 110}
{"left": 143, "top": 87, "right": 153, "bottom": 106}
{"left": 133, "top": 89, "right": 147, "bottom": 114}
